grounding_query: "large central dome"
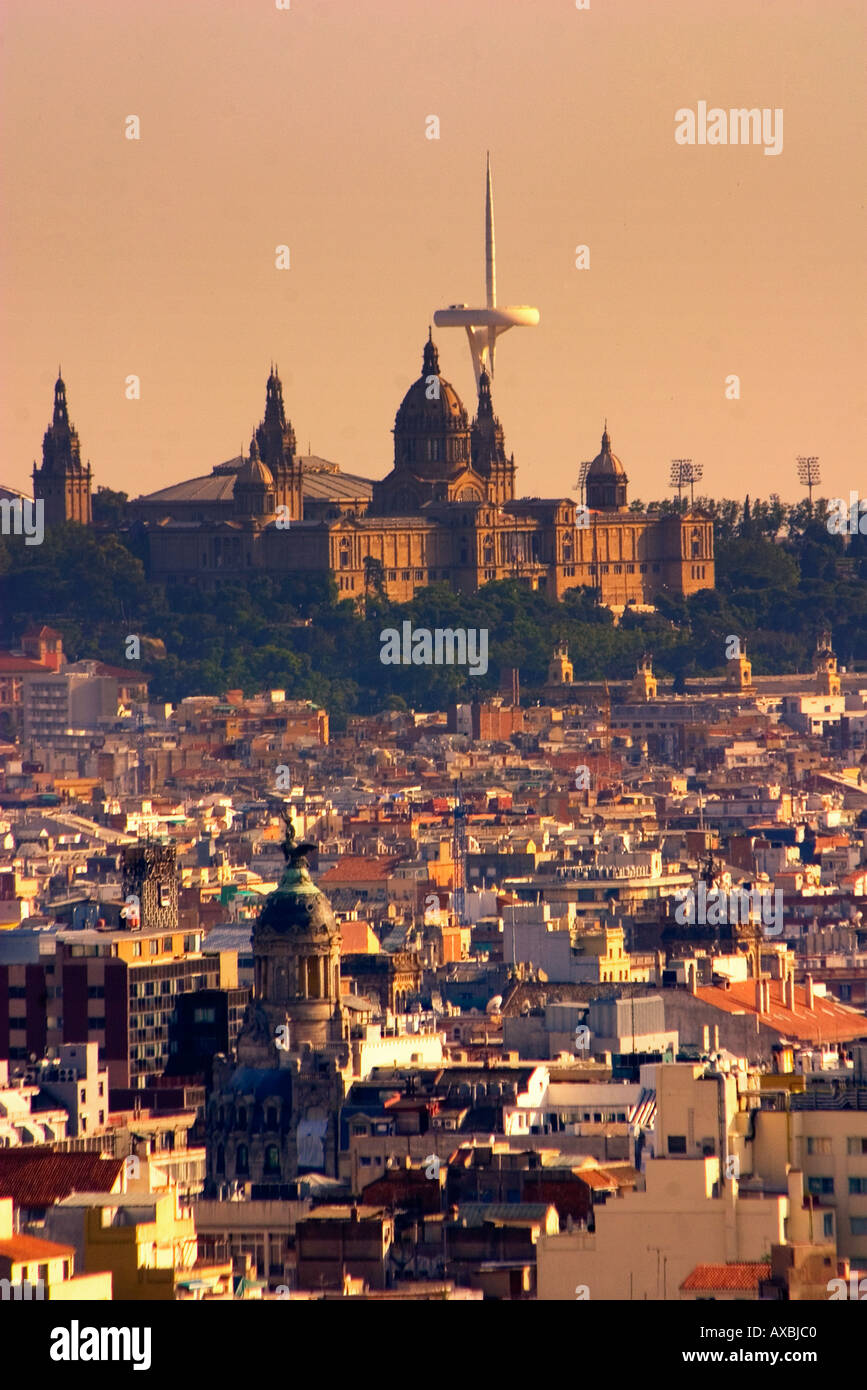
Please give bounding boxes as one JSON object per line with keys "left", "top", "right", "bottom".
{"left": 392, "top": 332, "right": 471, "bottom": 475}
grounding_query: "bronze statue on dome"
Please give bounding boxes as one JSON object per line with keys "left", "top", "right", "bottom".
{"left": 277, "top": 804, "right": 316, "bottom": 866}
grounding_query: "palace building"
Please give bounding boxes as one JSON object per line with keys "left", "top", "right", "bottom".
{"left": 101, "top": 338, "right": 714, "bottom": 605}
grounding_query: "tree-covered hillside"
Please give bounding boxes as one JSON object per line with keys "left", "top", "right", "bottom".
{"left": 1, "top": 496, "right": 864, "bottom": 727}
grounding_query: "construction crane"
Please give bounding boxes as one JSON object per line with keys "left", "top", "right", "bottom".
{"left": 602, "top": 681, "right": 612, "bottom": 781}
{"left": 452, "top": 777, "right": 467, "bottom": 925}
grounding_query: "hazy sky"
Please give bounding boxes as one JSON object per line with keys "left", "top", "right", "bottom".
{"left": 2, "top": 0, "right": 864, "bottom": 505}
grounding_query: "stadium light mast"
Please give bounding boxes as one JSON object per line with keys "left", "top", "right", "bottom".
{"left": 576, "top": 460, "right": 592, "bottom": 506}
{"left": 670, "top": 459, "right": 691, "bottom": 509}
{"left": 685, "top": 461, "right": 703, "bottom": 508}
{"left": 670, "top": 459, "right": 702, "bottom": 509}
{"left": 797, "top": 456, "right": 821, "bottom": 509}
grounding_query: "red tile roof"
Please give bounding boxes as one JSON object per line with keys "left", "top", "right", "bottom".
{"left": 0, "top": 654, "right": 47, "bottom": 673}
{"left": 695, "top": 977, "right": 867, "bottom": 1043}
{"left": 94, "top": 662, "right": 148, "bottom": 680}
{"left": 0, "top": 1234, "right": 74, "bottom": 1262}
{"left": 0, "top": 1151, "right": 124, "bottom": 1208}
{"left": 681, "top": 1263, "right": 767, "bottom": 1292}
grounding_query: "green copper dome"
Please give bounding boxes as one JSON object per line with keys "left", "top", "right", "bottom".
{"left": 254, "top": 813, "right": 338, "bottom": 940}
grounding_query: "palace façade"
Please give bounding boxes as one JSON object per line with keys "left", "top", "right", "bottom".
{"left": 35, "top": 338, "right": 715, "bottom": 607}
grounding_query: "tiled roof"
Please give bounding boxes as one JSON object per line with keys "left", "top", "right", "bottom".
{"left": 319, "top": 857, "right": 400, "bottom": 883}
{"left": 0, "top": 654, "right": 47, "bottom": 673}
{"left": 578, "top": 1169, "right": 620, "bottom": 1191}
{"left": 0, "top": 1234, "right": 74, "bottom": 1262}
{"left": 694, "top": 977, "right": 867, "bottom": 1042}
{"left": 0, "top": 1152, "right": 124, "bottom": 1208}
{"left": 134, "top": 458, "right": 373, "bottom": 508}
{"left": 681, "top": 1263, "right": 767, "bottom": 1292}
{"left": 456, "top": 1203, "right": 553, "bottom": 1227}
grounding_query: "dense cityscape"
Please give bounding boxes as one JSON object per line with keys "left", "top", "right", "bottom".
{"left": 1, "top": 1, "right": 864, "bottom": 1372}
{"left": 1, "top": 589, "right": 866, "bottom": 1309}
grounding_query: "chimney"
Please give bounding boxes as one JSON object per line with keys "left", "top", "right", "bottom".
{"left": 805, "top": 974, "right": 815, "bottom": 1011}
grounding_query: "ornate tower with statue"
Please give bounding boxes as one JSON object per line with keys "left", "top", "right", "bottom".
{"left": 206, "top": 812, "right": 348, "bottom": 1195}
{"left": 240, "top": 810, "right": 345, "bottom": 1059}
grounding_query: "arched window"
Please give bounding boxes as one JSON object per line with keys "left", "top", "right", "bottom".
{"left": 691, "top": 528, "right": 701, "bottom": 558}
{"left": 483, "top": 535, "right": 494, "bottom": 566}
{"left": 236, "top": 1144, "right": 249, "bottom": 1175}
{"left": 216, "top": 1145, "right": 225, "bottom": 1173}
{"left": 266, "top": 1107, "right": 278, "bottom": 1130}
{"left": 265, "top": 1144, "right": 281, "bottom": 1175}
{"left": 237, "top": 1107, "right": 247, "bottom": 1129}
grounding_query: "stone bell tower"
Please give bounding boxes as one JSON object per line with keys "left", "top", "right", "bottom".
{"left": 814, "top": 631, "right": 841, "bottom": 697}
{"left": 32, "top": 372, "right": 93, "bottom": 527}
{"left": 627, "top": 653, "right": 657, "bottom": 703}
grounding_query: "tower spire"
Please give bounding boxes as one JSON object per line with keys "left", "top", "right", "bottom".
{"left": 434, "top": 154, "right": 539, "bottom": 386}
{"left": 485, "top": 151, "right": 496, "bottom": 311}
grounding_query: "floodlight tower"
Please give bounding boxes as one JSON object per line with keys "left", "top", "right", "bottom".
{"left": 576, "top": 460, "right": 592, "bottom": 506}
{"left": 670, "top": 459, "right": 693, "bottom": 509}
{"left": 434, "top": 154, "right": 540, "bottom": 387}
{"left": 797, "top": 456, "right": 821, "bottom": 509}
{"left": 685, "top": 461, "right": 703, "bottom": 507}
